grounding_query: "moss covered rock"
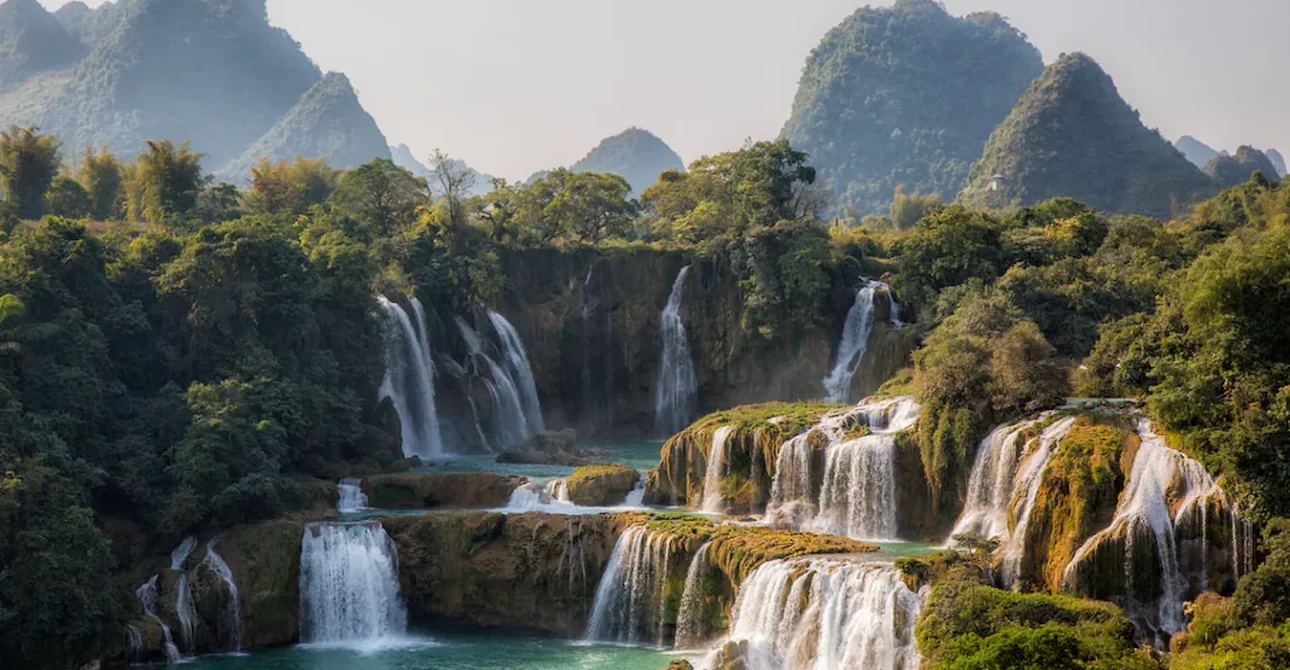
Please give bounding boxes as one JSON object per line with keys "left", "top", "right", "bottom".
{"left": 362, "top": 473, "right": 525, "bottom": 510}
{"left": 565, "top": 464, "right": 641, "bottom": 506}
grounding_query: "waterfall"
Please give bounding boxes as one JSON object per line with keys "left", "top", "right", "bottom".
{"left": 299, "top": 522, "right": 408, "bottom": 646}
{"left": 136, "top": 576, "right": 182, "bottom": 664}
{"left": 585, "top": 526, "right": 678, "bottom": 645}
{"left": 675, "top": 542, "right": 714, "bottom": 649}
{"left": 338, "top": 478, "right": 369, "bottom": 513}
{"left": 701, "top": 426, "right": 737, "bottom": 513}
{"left": 200, "top": 538, "right": 243, "bottom": 652}
{"left": 712, "top": 558, "right": 922, "bottom": 670}
{"left": 949, "top": 418, "right": 1043, "bottom": 544}
{"left": 823, "top": 285, "right": 878, "bottom": 404}
{"left": 126, "top": 624, "right": 145, "bottom": 664}
{"left": 547, "top": 478, "right": 571, "bottom": 503}
{"left": 458, "top": 317, "right": 531, "bottom": 449}
{"left": 171, "top": 536, "right": 198, "bottom": 654}
{"left": 504, "top": 481, "right": 554, "bottom": 511}
{"left": 997, "top": 417, "right": 1077, "bottom": 587}
{"left": 654, "top": 265, "right": 698, "bottom": 437}
{"left": 1061, "top": 419, "right": 1228, "bottom": 639}
{"left": 488, "top": 310, "right": 544, "bottom": 435}
{"left": 378, "top": 297, "right": 445, "bottom": 459}
{"left": 624, "top": 478, "right": 647, "bottom": 507}
{"left": 767, "top": 397, "right": 920, "bottom": 542}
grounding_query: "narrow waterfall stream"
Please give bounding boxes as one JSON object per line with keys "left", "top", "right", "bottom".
{"left": 171, "top": 536, "right": 199, "bottom": 654}
{"left": 488, "top": 310, "right": 544, "bottom": 435}
{"left": 136, "top": 575, "right": 183, "bottom": 664}
{"left": 338, "top": 478, "right": 369, "bottom": 513}
{"left": 458, "top": 317, "right": 534, "bottom": 449}
{"left": 378, "top": 297, "right": 445, "bottom": 459}
{"left": 767, "top": 397, "right": 920, "bottom": 542}
{"left": 199, "top": 538, "right": 243, "bottom": 652}
{"left": 823, "top": 281, "right": 902, "bottom": 404}
{"left": 996, "top": 417, "right": 1077, "bottom": 586}
{"left": 585, "top": 526, "right": 679, "bottom": 645}
{"left": 675, "top": 542, "right": 715, "bottom": 649}
{"left": 947, "top": 419, "right": 1042, "bottom": 542}
{"left": 299, "top": 522, "right": 408, "bottom": 647}
{"left": 654, "top": 265, "right": 697, "bottom": 437}
{"left": 710, "top": 558, "right": 922, "bottom": 670}
{"left": 701, "top": 426, "right": 736, "bottom": 513}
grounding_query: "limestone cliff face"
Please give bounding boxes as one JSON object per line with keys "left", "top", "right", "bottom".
{"left": 488, "top": 247, "right": 912, "bottom": 439}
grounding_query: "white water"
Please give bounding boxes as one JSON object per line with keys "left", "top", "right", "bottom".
{"left": 171, "top": 536, "right": 198, "bottom": 654}
{"left": 996, "top": 417, "right": 1077, "bottom": 587}
{"left": 126, "top": 624, "right": 145, "bottom": 663}
{"left": 823, "top": 282, "right": 903, "bottom": 404}
{"left": 654, "top": 265, "right": 698, "bottom": 437}
{"left": 767, "top": 397, "right": 920, "bottom": 542}
{"left": 675, "top": 542, "right": 714, "bottom": 649}
{"left": 701, "top": 426, "right": 737, "bottom": 513}
{"left": 1061, "top": 419, "right": 1226, "bottom": 638}
{"left": 585, "top": 526, "right": 678, "bottom": 645}
{"left": 709, "top": 558, "right": 922, "bottom": 670}
{"left": 136, "top": 575, "right": 183, "bottom": 664}
{"left": 378, "top": 297, "right": 445, "bottom": 459}
{"left": 458, "top": 317, "right": 532, "bottom": 449}
{"left": 299, "top": 522, "right": 408, "bottom": 647}
{"left": 488, "top": 310, "right": 545, "bottom": 436}
{"left": 949, "top": 418, "right": 1044, "bottom": 544}
{"left": 338, "top": 478, "right": 369, "bottom": 513}
{"left": 547, "top": 478, "right": 571, "bottom": 503}
{"left": 200, "top": 538, "right": 243, "bottom": 652}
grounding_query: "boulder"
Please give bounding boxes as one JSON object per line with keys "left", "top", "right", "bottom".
{"left": 496, "top": 429, "right": 607, "bottom": 466}
{"left": 564, "top": 464, "right": 641, "bottom": 506}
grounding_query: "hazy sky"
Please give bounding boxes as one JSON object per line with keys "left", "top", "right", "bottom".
{"left": 40, "top": 0, "right": 1290, "bottom": 180}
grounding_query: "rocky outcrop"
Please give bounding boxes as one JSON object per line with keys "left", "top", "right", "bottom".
{"left": 495, "top": 428, "right": 604, "bottom": 466}
{"left": 564, "top": 464, "right": 641, "bottom": 506}
{"left": 361, "top": 473, "right": 525, "bottom": 510}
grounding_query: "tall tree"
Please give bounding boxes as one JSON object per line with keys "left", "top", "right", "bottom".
{"left": 329, "top": 158, "right": 427, "bottom": 237}
{"left": 134, "top": 140, "right": 206, "bottom": 225}
{"left": 77, "top": 146, "right": 123, "bottom": 221}
{"left": 0, "top": 125, "right": 62, "bottom": 220}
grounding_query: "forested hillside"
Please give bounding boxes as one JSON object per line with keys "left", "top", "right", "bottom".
{"left": 782, "top": 0, "right": 1042, "bottom": 215}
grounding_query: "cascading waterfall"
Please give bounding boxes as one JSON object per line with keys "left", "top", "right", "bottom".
{"left": 126, "top": 624, "right": 145, "bottom": 664}
{"left": 200, "top": 537, "right": 243, "bottom": 652}
{"left": 711, "top": 558, "right": 922, "bottom": 670}
{"left": 378, "top": 297, "right": 445, "bottom": 459}
{"left": 338, "top": 478, "right": 369, "bottom": 513}
{"left": 585, "top": 526, "right": 678, "bottom": 645}
{"left": 488, "top": 310, "right": 544, "bottom": 435}
{"left": 547, "top": 478, "right": 571, "bottom": 503}
{"left": 1060, "top": 419, "right": 1231, "bottom": 639}
{"left": 675, "top": 542, "right": 714, "bottom": 649}
{"left": 767, "top": 397, "right": 920, "bottom": 542}
{"left": 171, "top": 536, "right": 198, "bottom": 654}
{"left": 136, "top": 576, "right": 182, "bottom": 664}
{"left": 654, "top": 265, "right": 698, "bottom": 437}
{"left": 458, "top": 317, "right": 531, "bottom": 449}
{"left": 948, "top": 417, "right": 1045, "bottom": 544}
{"left": 823, "top": 281, "right": 902, "bottom": 404}
{"left": 299, "top": 522, "right": 408, "bottom": 646}
{"left": 996, "top": 417, "right": 1077, "bottom": 587}
{"left": 701, "top": 426, "right": 737, "bottom": 513}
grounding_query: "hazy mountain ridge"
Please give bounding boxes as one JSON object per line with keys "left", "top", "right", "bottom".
{"left": 390, "top": 143, "right": 496, "bottom": 197}
{"left": 1203, "top": 145, "right": 1281, "bottom": 188}
{"left": 0, "top": 0, "right": 86, "bottom": 84}
{"left": 782, "top": 0, "right": 1043, "bottom": 215}
{"left": 568, "top": 127, "right": 684, "bottom": 196}
{"left": 960, "top": 52, "right": 1215, "bottom": 218}
{"left": 1175, "top": 135, "right": 1219, "bottom": 169}
{"left": 0, "top": 0, "right": 389, "bottom": 175}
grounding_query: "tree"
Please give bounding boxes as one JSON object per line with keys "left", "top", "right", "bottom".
{"left": 135, "top": 140, "right": 207, "bottom": 225}
{"left": 43, "top": 176, "right": 91, "bottom": 219}
{"left": 329, "top": 158, "right": 427, "bottom": 237}
{"left": 246, "top": 157, "right": 339, "bottom": 217}
{"left": 427, "top": 149, "right": 475, "bottom": 230}
{"left": 0, "top": 125, "right": 62, "bottom": 220}
{"left": 77, "top": 147, "right": 123, "bottom": 221}
{"left": 194, "top": 182, "right": 243, "bottom": 224}
{"left": 0, "top": 294, "right": 24, "bottom": 326}
{"left": 889, "top": 185, "right": 942, "bottom": 230}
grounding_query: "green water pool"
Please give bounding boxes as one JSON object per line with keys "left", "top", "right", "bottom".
{"left": 182, "top": 634, "right": 685, "bottom": 669}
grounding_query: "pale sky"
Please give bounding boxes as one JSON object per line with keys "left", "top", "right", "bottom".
{"left": 41, "top": 0, "right": 1290, "bottom": 181}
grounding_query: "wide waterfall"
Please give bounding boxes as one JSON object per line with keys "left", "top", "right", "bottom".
{"left": 823, "top": 281, "right": 902, "bottom": 404}
{"left": 767, "top": 397, "right": 920, "bottom": 542}
{"left": 172, "top": 536, "right": 198, "bottom": 654}
{"left": 710, "top": 558, "right": 922, "bottom": 670}
{"left": 948, "top": 419, "right": 1042, "bottom": 543}
{"left": 338, "top": 477, "right": 369, "bottom": 513}
{"left": 378, "top": 297, "right": 445, "bottom": 459}
{"left": 1060, "top": 419, "right": 1232, "bottom": 640}
{"left": 488, "top": 310, "right": 544, "bottom": 435}
{"left": 585, "top": 526, "right": 678, "bottom": 645}
{"left": 701, "top": 426, "right": 737, "bottom": 513}
{"left": 458, "top": 317, "right": 533, "bottom": 449}
{"left": 136, "top": 576, "right": 182, "bottom": 663}
{"left": 654, "top": 265, "right": 698, "bottom": 437}
{"left": 299, "top": 522, "right": 408, "bottom": 646}
{"left": 675, "top": 542, "right": 715, "bottom": 649}
{"left": 200, "top": 537, "right": 243, "bottom": 652}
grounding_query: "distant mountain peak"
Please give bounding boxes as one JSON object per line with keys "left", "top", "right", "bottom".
{"left": 569, "top": 127, "right": 684, "bottom": 196}
{"left": 1175, "top": 135, "right": 1219, "bottom": 169}
{"left": 1204, "top": 146, "right": 1280, "bottom": 188}
{"left": 1267, "top": 149, "right": 1286, "bottom": 178}
{"left": 961, "top": 52, "right": 1213, "bottom": 218}
{"left": 0, "top": 0, "right": 86, "bottom": 77}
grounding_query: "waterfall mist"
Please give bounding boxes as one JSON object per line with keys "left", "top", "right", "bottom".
{"left": 299, "top": 522, "right": 408, "bottom": 647}
{"left": 654, "top": 265, "right": 698, "bottom": 438}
